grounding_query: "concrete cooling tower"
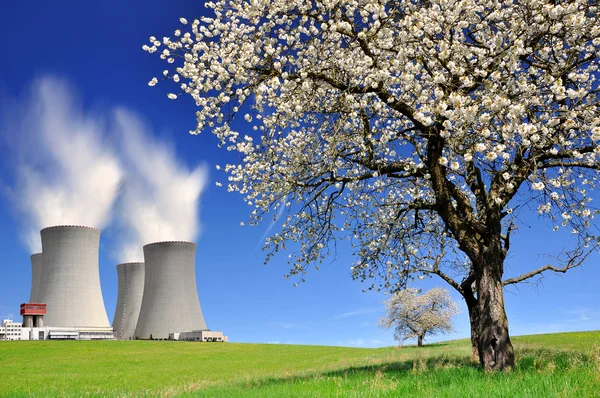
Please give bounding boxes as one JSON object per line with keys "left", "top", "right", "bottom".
{"left": 36, "top": 225, "right": 111, "bottom": 327}
{"left": 29, "top": 253, "right": 43, "bottom": 302}
{"left": 135, "top": 241, "right": 207, "bottom": 339}
{"left": 113, "top": 262, "right": 145, "bottom": 340}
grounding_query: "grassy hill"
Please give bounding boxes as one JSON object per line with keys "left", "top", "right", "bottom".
{"left": 0, "top": 331, "right": 599, "bottom": 397}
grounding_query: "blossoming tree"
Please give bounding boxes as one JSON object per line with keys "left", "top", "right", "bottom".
{"left": 380, "top": 287, "right": 460, "bottom": 347}
{"left": 144, "top": 0, "right": 600, "bottom": 370}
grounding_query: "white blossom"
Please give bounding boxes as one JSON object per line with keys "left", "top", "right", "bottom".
{"left": 146, "top": 0, "right": 600, "bottom": 275}
{"left": 145, "top": 2, "right": 600, "bottom": 364}
{"left": 380, "top": 288, "right": 459, "bottom": 345}
{"left": 532, "top": 182, "right": 545, "bottom": 191}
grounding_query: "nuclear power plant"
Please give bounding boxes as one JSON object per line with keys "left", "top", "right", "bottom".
{"left": 135, "top": 241, "right": 207, "bottom": 339}
{"left": 38, "top": 226, "right": 111, "bottom": 328}
{"left": 113, "top": 262, "right": 145, "bottom": 340}
{"left": 3, "top": 225, "right": 227, "bottom": 342}
{"left": 29, "top": 253, "right": 43, "bottom": 303}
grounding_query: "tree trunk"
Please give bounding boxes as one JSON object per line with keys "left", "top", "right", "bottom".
{"left": 475, "top": 256, "right": 514, "bottom": 371}
{"left": 461, "top": 281, "right": 480, "bottom": 361}
{"left": 466, "top": 301, "right": 480, "bottom": 361}
{"left": 417, "top": 335, "right": 423, "bottom": 347}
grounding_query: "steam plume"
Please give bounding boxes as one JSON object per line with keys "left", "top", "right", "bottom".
{"left": 3, "top": 77, "right": 123, "bottom": 252}
{"left": 114, "top": 109, "right": 208, "bottom": 262}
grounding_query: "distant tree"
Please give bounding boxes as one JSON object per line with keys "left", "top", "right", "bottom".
{"left": 380, "top": 288, "right": 459, "bottom": 347}
{"left": 145, "top": 0, "right": 600, "bottom": 371}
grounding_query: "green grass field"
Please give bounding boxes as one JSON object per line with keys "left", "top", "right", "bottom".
{"left": 1, "top": 331, "right": 599, "bottom": 397}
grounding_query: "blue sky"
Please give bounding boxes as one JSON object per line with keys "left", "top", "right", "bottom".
{"left": 0, "top": 0, "right": 598, "bottom": 348}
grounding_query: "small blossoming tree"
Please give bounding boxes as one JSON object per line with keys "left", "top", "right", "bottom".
{"left": 144, "top": 0, "right": 600, "bottom": 371}
{"left": 380, "top": 287, "right": 460, "bottom": 347}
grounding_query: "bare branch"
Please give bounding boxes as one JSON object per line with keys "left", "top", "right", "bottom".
{"left": 503, "top": 244, "right": 597, "bottom": 286}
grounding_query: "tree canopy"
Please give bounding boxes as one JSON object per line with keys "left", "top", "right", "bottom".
{"left": 145, "top": 0, "right": 600, "bottom": 370}
{"left": 380, "top": 287, "right": 459, "bottom": 346}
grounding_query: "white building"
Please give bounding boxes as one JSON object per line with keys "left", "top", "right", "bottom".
{"left": 45, "top": 327, "right": 114, "bottom": 340}
{"left": 1, "top": 319, "right": 48, "bottom": 340}
{"left": 0, "top": 318, "right": 114, "bottom": 341}
{"left": 0, "top": 319, "right": 23, "bottom": 340}
{"left": 169, "top": 330, "right": 228, "bottom": 342}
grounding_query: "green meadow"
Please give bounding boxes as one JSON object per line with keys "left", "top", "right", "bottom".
{"left": 0, "top": 331, "right": 599, "bottom": 397}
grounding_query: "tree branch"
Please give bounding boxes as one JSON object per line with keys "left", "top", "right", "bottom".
{"left": 422, "top": 250, "right": 464, "bottom": 295}
{"left": 503, "top": 245, "right": 596, "bottom": 286}
{"left": 501, "top": 222, "right": 515, "bottom": 256}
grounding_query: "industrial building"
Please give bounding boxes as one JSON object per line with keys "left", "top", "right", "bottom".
{"left": 21, "top": 302, "right": 45, "bottom": 328}
{"left": 36, "top": 225, "right": 112, "bottom": 332}
{"left": 135, "top": 241, "right": 208, "bottom": 340}
{"left": 112, "top": 262, "right": 145, "bottom": 340}
{"left": 25, "top": 225, "right": 114, "bottom": 340}
{"left": 3, "top": 226, "right": 226, "bottom": 342}
{"left": 29, "top": 253, "right": 43, "bottom": 303}
{"left": 170, "top": 330, "right": 228, "bottom": 342}
{"left": 18, "top": 303, "right": 45, "bottom": 340}
{"left": 0, "top": 319, "right": 23, "bottom": 340}
{"left": 1, "top": 304, "right": 110, "bottom": 341}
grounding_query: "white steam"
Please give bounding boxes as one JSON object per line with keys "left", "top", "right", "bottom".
{"left": 2, "top": 77, "right": 207, "bottom": 258}
{"left": 4, "top": 77, "right": 123, "bottom": 252}
{"left": 114, "top": 109, "right": 208, "bottom": 262}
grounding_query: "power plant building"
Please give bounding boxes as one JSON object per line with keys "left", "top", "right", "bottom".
{"left": 34, "top": 225, "right": 113, "bottom": 339}
{"left": 135, "top": 241, "right": 208, "bottom": 339}
{"left": 113, "top": 262, "right": 145, "bottom": 340}
{"left": 29, "top": 253, "right": 43, "bottom": 303}
{"left": 10, "top": 228, "right": 225, "bottom": 342}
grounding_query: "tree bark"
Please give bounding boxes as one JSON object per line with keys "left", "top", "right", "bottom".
{"left": 475, "top": 254, "right": 515, "bottom": 371}
{"left": 461, "top": 280, "right": 480, "bottom": 361}
{"left": 466, "top": 300, "right": 480, "bottom": 361}
{"left": 417, "top": 335, "right": 423, "bottom": 347}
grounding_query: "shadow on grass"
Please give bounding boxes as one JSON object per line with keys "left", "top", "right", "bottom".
{"left": 233, "top": 347, "right": 595, "bottom": 391}
{"left": 402, "top": 342, "right": 450, "bottom": 349}
{"left": 238, "top": 355, "right": 478, "bottom": 390}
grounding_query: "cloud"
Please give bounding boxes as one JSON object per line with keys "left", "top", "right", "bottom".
{"left": 561, "top": 306, "right": 600, "bottom": 323}
{"left": 1, "top": 77, "right": 123, "bottom": 252}
{"left": 332, "top": 308, "right": 380, "bottom": 320}
{"left": 114, "top": 109, "right": 208, "bottom": 262}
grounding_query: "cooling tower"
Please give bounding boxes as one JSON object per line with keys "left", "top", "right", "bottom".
{"left": 113, "top": 262, "right": 145, "bottom": 340}
{"left": 135, "top": 241, "right": 207, "bottom": 339}
{"left": 36, "top": 225, "right": 111, "bottom": 327}
{"left": 29, "top": 253, "right": 43, "bottom": 302}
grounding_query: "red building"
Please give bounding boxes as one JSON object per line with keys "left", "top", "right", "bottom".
{"left": 20, "top": 303, "right": 46, "bottom": 327}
